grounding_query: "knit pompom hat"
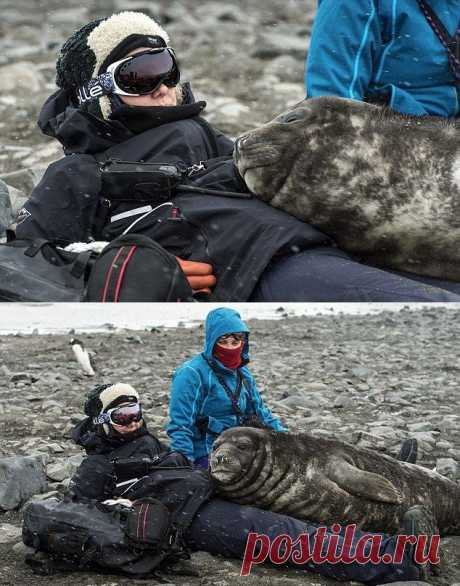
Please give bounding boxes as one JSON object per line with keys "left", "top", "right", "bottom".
{"left": 84, "top": 382, "right": 140, "bottom": 417}
{"left": 56, "top": 11, "right": 170, "bottom": 119}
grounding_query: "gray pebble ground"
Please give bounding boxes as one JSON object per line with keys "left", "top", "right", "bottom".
{"left": 0, "top": 306, "right": 459, "bottom": 585}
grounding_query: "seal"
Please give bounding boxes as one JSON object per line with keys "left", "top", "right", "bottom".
{"left": 234, "top": 96, "right": 460, "bottom": 281}
{"left": 210, "top": 427, "right": 460, "bottom": 535}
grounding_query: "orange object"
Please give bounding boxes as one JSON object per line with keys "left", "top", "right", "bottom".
{"left": 176, "top": 257, "right": 216, "bottom": 294}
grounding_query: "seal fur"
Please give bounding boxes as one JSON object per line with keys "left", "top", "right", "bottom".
{"left": 234, "top": 96, "right": 460, "bottom": 281}
{"left": 210, "top": 427, "right": 460, "bottom": 535}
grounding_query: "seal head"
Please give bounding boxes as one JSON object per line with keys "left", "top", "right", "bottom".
{"left": 234, "top": 96, "right": 460, "bottom": 281}
{"left": 210, "top": 427, "right": 267, "bottom": 484}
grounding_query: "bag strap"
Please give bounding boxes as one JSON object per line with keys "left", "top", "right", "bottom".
{"left": 240, "top": 374, "right": 258, "bottom": 416}
{"left": 200, "top": 355, "right": 260, "bottom": 422}
{"left": 417, "top": 0, "right": 460, "bottom": 92}
{"left": 24, "top": 239, "right": 91, "bottom": 279}
{"left": 70, "top": 251, "right": 92, "bottom": 279}
{"left": 201, "top": 355, "right": 245, "bottom": 419}
{"left": 100, "top": 245, "right": 138, "bottom": 302}
{"left": 24, "top": 239, "right": 51, "bottom": 257}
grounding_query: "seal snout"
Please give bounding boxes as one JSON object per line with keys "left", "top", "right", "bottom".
{"left": 234, "top": 134, "right": 253, "bottom": 169}
{"left": 210, "top": 447, "right": 243, "bottom": 483}
{"left": 215, "top": 453, "right": 229, "bottom": 465}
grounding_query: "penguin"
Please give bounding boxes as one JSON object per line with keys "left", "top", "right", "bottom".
{"left": 70, "top": 338, "right": 95, "bottom": 376}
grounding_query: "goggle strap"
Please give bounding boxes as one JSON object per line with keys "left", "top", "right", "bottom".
{"left": 93, "top": 413, "right": 110, "bottom": 425}
{"left": 77, "top": 73, "right": 115, "bottom": 105}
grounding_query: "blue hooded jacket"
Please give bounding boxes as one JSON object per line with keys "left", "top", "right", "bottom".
{"left": 166, "top": 308, "right": 285, "bottom": 461}
{"left": 305, "top": 0, "right": 460, "bottom": 117}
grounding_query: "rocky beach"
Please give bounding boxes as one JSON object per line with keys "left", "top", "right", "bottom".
{"left": 0, "top": 306, "right": 459, "bottom": 585}
{"left": 0, "top": 0, "right": 313, "bottom": 225}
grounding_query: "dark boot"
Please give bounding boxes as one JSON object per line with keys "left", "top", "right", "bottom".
{"left": 398, "top": 504, "right": 442, "bottom": 579}
{"left": 396, "top": 438, "right": 418, "bottom": 463}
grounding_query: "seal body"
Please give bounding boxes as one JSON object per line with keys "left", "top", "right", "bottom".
{"left": 234, "top": 97, "right": 460, "bottom": 281}
{"left": 210, "top": 427, "right": 460, "bottom": 535}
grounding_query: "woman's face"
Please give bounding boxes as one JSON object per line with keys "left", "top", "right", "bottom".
{"left": 112, "top": 418, "right": 143, "bottom": 434}
{"left": 110, "top": 401, "right": 144, "bottom": 435}
{"left": 118, "top": 46, "right": 178, "bottom": 108}
{"left": 216, "top": 333, "right": 245, "bottom": 349}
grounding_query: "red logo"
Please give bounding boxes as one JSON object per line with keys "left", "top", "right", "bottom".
{"left": 240, "top": 525, "right": 441, "bottom": 576}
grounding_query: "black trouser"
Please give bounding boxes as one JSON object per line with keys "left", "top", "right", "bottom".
{"left": 252, "top": 247, "right": 460, "bottom": 301}
{"left": 185, "top": 498, "right": 420, "bottom": 584}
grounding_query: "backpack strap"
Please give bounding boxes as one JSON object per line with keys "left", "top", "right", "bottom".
{"left": 417, "top": 0, "right": 460, "bottom": 98}
{"left": 201, "top": 355, "right": 245, "bottom": 419}
{"left": 240, "top": 373, "right": 259, "bottom": 417}
{"left": 70, "top": 251, "right": 92, "bottom": 279}
{"left": 100, "top": 245, "right": 138, "bottom": 302}
{"left": 23, "top": 239, "right": 50, "bottom": 257}
{"left": 23, "top": 239, "right": 91, "bottom": 279}
{"left": 199, "top": 355, "right": 262, "bottom": 431}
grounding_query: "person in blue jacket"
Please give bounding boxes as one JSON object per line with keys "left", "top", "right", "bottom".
{"left": 305, "top": 0, "right": 460, "bottom": 117}
{"left": 167, "top": 307, "right": 285, "bottom": 468}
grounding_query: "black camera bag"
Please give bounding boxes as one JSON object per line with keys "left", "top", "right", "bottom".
{"left": 0, "top": 239, "right": 90, "bottom": 302}
{"left": 22, "top": 497, "right": 179, "bottom": 576}
{"left": 85, "top": 233, "right": 193, "bottom": 302}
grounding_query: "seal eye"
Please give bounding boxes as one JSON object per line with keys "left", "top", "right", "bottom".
{"left": 281, "top": 112, "right": 302, "bottom": 124}
{"left": 236, "top": 439, "right": 251, "bottom": 450}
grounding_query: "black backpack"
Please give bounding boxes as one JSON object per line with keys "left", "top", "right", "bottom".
{"left": 0, "top": 239, "right": 90, "bottom": 302}
{"left": 22, "top": 466, "right": 213, "bottom": 577}
{"left": 22, "top": 497, "right": 181, "bottom": 576}
{"left": 85, "top": 233, "right": 194, "bottom": 302}
{"left": 0, "top": 234, "right": 194, "bottom": 302}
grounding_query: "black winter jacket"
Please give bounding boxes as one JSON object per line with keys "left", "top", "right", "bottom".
{"left": 68, "top": 418, "right": 214, "bottom": 538}
{"left": 17, "top": 85, "right": 331, "bottom": 300}
{"left": 69, "top": 418, "right": 207, "bottom": 503}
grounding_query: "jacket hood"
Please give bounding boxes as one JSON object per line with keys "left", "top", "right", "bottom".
{"left": 203, "top": 308, "right": 250, "bottom": 363}
{"left": 38, "top": 82, "right": 202, "bottom": 155}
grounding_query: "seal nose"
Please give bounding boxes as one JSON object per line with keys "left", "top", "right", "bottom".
{"left": 234, "top": 135, "right": 250, "bottom": 162}
{"left": 216, "top": 453, "right": 228, "bottom": 465}
{"left": 234, "top": 137, "right": 242, "bottom": 163}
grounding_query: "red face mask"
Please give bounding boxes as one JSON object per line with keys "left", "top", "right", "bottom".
{"left": 213, "top": 342, "right": 243, "bottom": 369}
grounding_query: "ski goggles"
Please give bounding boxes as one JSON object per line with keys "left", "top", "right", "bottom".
{"left": 94, "top": 403, "right": 143, "bottom": 426}
{"left": 217, "top": 333, "right": 246, "bottom": 344}
{"left": 77, "top": 48, "right": 180, "bottom": 104}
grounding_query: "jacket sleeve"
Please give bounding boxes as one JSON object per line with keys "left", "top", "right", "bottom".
{"left": 305, "top": 0, "right": 381, "bottom": 101}
{"left": 15, "top": 154, "right": 102, "bottom": 244}
{"left": 245, "top": 374, "right": 286, "bottom": 431}
{"left": 166, "top": 365, "right": 203, "bottom": 462}
{"left": 67, "top": 455, "right": 116, "bottom": 501}
{"left": 213, "top": 127, "right": 234, "bottom": 157}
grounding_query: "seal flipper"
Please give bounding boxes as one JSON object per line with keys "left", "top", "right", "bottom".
{"left": 328, "top": 459, "right": 403, "bottom": 504}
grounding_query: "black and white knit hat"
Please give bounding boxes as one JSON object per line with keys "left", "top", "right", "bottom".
{"left": 56, "top": 11, "right": 170, "bottom": 119}
{"left": 84, "top": 382, "right": 139, "bottom": 417}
